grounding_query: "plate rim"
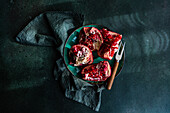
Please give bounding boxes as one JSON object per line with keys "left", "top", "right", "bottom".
{"left": 63, "top": 24, "right": 125, "bottom": 83}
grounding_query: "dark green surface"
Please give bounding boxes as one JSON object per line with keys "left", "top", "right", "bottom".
{"left": 63, "top": 24, "right": 124, "bottom": 83}
{"left": 0, "top": 0, "right": 170, "bottom": 113}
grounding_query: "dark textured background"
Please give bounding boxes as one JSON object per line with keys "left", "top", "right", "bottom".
{"left": 0, "top": 0, "right": 170, "bottom": 113}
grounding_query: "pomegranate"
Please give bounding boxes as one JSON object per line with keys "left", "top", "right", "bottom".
{"left": 79, "top": 27, "right": 103, "bottom": 51}
{"left": 69, "top": 44, "right": 93, "bottom": 66}
{"left": 98, "top": 28, "right": 122, "bottom": 60}
{"left": 81, "top": 61, "right": 111, "bottom": 81}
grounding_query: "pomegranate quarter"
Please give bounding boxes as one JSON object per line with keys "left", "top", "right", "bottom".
{"left": 69, "top": 44, "right": 93, "bottom": 66}
{"left": 81, "top": 61, "right": 111, "bottom": 81}
{"left": 98, "top": 28, "right": 122, "bottom": 60}
{"left": 79, "top": 27, "right": 103, "bottom": 51}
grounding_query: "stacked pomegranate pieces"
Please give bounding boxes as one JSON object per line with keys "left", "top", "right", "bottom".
{"left": 69, "top": 27, "right": 122, "bottom": 81}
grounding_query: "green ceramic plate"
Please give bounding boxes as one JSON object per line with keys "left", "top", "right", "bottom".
{"left": 63, "top": 24, "right": 125, "bottom": 83}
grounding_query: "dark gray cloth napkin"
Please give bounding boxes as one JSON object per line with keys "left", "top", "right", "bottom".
{"left": 16, "top": 11, "right": 105, "bottom": 111}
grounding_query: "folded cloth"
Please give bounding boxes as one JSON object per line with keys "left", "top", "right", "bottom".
{"left": 16, "top": 11, "right": 105, "bottom": 111}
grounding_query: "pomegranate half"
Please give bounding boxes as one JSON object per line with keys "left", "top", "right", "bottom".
{"left": 81, "top": 61, "right": 111, "bottom": 81}
{"left": 79, "top": 27, "right": 103, "bottom": 51}
{"left": 98, "top": 28, "right": 122, "bottom": 60}
{"left": 69, "top": 44, "right": 93, "bottom": 66}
